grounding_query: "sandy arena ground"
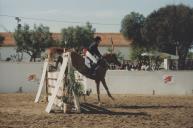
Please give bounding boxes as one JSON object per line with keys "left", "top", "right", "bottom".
{"left": 0, "top": 93, "right": 193, "bottom": 128}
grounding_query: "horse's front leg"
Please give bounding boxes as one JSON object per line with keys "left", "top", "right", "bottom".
{"left": 95, "top": 80, "right": 101, "bottom": 105}
{"left": 101, "top": 78, "right": 115, "bottom": 101}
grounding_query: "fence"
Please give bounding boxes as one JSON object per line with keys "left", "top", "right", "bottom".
{"left": 85, "top": 70, "right": 193, "bottom": 95}
{"left": 0, "top": 62, "right": 193, "bottom": 95}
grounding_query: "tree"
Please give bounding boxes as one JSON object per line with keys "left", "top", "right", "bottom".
{"left": 14, "top": 24, "right": 54, "bottom": 61}
{"left": 187, "top": 51, "right": 193, "bottom": 59}
{"left": 120, "top": 12, "right": 153, "bottom": 63}
{"left": 142, "top": 4, "right": 193, "bottom": 69}
{"left": 60, "top": 22, "right": 95, "bottom": 53}
{"left": 120, "top": 12, "right": 146, "bottom": 48}
{"left": 129, "top": 46, "right": 146, "bottom": 60}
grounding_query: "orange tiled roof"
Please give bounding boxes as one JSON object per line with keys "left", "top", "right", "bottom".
{"left": 0, "top": 32, "right": 132, "bottom": 46}
{"left": 95, "top": 32, "right": 131, "bottom": 46}
{"left": 0, "top": 32, "right": 15, "bottom": 46}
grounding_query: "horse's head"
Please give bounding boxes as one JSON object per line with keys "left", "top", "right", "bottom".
{"left": 103, "top": 53, "right": 121, "bottom": 67}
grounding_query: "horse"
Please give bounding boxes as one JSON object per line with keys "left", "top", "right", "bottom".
{"left": 55, "top": 50, "right": 121, "bottom": 104}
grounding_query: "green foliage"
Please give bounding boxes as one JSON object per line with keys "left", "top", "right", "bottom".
{"left": 63, "top": 68, "right": 84, "bottom": 103}
{"left": 116, "top": 51, "right": 124, "bottom": 62}
{"left": 130, "top": 46, "right": 145, "bottom": 60}
{"left": 107, "top": 47, "right": 124, "bottom": 61}
{"left": 107, "top": 47, "right": 113, "bottom": 53}
{"left": 60, "top": 22, "right": 95, "bottom": 53}
{"left": 187, "top": 51, "right": 193, "bottom": 59}
{"left": 14, "top": 24, "right": 54, "bottom": 61}
{"left": 142, "top": 4, "right": 193, "bottom": 69}
{"left": 121, "top": 5, "right": 193, "bottom": 69}
{"left": 120, "top": 12, "right": 146, "bottom": 48}
{"left": 69, "top": 69, "right": 84, "bottom": 97}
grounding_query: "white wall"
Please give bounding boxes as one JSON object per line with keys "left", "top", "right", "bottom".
{"left": 0, "top": 62, "right": 43, "bottom": 92}
{"left": 0, "top": 62, "right": 193, "bottom": 95}
{"left": 85, "top": 70, "right": 193, "bottom": 95}
{"left": 0, "top": 47, "right": 30, "bottom": 61}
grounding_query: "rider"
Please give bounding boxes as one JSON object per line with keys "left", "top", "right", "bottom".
{"left": 89, "top": 36, "right": 102, "bottom": 60}
{"left": 88, "top": 36, "right": 102, "bottom": 75}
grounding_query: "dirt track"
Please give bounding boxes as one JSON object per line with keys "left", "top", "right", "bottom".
{"left": 0, "top": 93, "right": 193, "bottom": 128}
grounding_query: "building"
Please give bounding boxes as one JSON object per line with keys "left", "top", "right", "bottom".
{"left": 95, "top": 33, "right": 132, "bottom": 60}
{"left": 0, "top": 32, "right": 132, "bottom": 61}
{"left": 0, "top": 32, "right": 28, "bottom": 61}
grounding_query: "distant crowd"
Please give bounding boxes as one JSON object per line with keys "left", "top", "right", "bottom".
{"left": 109, "top": 60, "right": 161, "bottom": 71}
{"left": 109, "top": 59, "right": 193, "bottom": 71}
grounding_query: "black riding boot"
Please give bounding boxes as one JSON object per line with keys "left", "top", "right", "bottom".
{"left": 90, "top": 63, "right": 97, "bottom": 76}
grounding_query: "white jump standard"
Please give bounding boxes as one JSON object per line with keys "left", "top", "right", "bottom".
{"left": 34, "top": 49, "right": 80, "bottom": 113}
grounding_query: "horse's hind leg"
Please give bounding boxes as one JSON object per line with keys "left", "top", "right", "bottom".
{"left": 101, "top": 78, "right": 115, "bottom": 101}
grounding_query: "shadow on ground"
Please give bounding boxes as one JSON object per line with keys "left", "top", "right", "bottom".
{"left": 80, "top": 103, "right": 149, "bottom": 116}
{"left": 112, "top": 105, "right": 185, "bottom": 109}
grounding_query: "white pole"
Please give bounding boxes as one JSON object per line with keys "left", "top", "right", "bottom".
{"left": 34, "top": 59, "right": 48, "bottom": 103}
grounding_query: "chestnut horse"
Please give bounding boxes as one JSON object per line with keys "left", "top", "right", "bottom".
{"left": 55, "top": 50, "right": 121, "bottom": 104}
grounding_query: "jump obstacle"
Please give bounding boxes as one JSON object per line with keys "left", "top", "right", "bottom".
{"left": 34, "top": 49, "right": 81, "bottom": 113}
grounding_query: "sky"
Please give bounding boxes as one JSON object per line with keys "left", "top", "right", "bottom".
{"left": 0, "top": 0, "right": 193, "bottom": 33}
